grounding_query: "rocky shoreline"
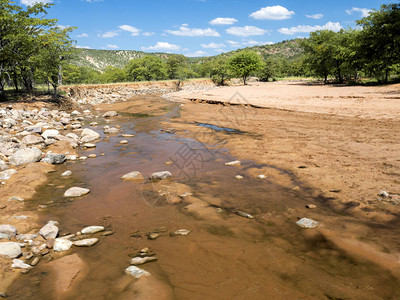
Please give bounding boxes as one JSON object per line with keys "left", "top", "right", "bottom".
{"left": 0, "top": 80, "right": 215, "bottom": 296}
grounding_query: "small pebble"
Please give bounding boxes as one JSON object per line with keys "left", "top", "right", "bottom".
{"left": 306, "top": 204, "right": 317, "bottom": 209}
{"left": 235, "top": 175, "right": 244, "bottom": 180}
{"left": 119, "top": 140, "right": 128, "bottom": 144}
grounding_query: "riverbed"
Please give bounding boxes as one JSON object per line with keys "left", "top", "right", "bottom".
{"left": 7, "top": 94, "right": 400, "bottom": 299}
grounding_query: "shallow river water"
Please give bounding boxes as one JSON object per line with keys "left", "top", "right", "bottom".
{"left": 8, "top": 97, "right": 400, "bottom": 299}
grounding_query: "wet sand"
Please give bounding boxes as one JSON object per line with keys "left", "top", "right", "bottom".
{"left": 6, "top": 92, "right": 400, "bottom": 299}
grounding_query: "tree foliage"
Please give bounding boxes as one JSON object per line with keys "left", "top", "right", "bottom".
{"left": 228, "top": 50, "right": 263, "bottom": 85}
{"left": 0, "top": 0, "right": 74, "bottom": 99}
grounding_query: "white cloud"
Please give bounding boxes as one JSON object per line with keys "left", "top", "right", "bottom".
{"left": 226, "top": 26, "right": 269, "bottom": 37}
{"left": 85, "top": 0, "right": 103, "bottom": 2}
{"left": 21, "top": 0, "right": 52, "bottom": 5}
{"left": 98, "top": 31, "right": 119, "bottom": 38}
{"left": 346, "top": 7, "right": 372, "bottom": 18}
{"left": 250, "top": 5, "right": 294, "bottom": 20}
{"left": 201, "top": 42, "right": 226, "bottom": 49}
{"left": 226, "top": 40, "right": 240, "bottom": 47}
{"left": 104, "top": 44, "right": 119, "bottom": 49}
{"left": 209, "top": 17, "right": 238, "bottom": 25}
{"left": 186, "top": 50, "right": 208, "bottom": 57}
{"left": 57, "top": 25, "right": 71, "bottom": 30}
{"left": 242, "top": 40, "right": 274, "bottom": 46}
{"left": 305, "top": 13, "right": 324, "bottom": 19}
{"left": 143, "top": 32, "right": 155, "bottom": 36}
{"left": 142, "top": 42, "right": 181, "bottom": 51}
{"left": 278, "top": 21, "right": 342, "bottom": 35}
{"left": 165, "top": 24, "right": 220, "bottom": 37}
{"left": 77, "top": 33, "right": 89, "bottom": 38}
{"left": 75, "top": 45, "right": 92, "bottom": 49}
{"left": 119, "top": 25, "right": 141, "bottom": 36}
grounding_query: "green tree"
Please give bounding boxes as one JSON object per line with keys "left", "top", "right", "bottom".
{"left": 124, "top": 58, "right": 146, "bottom": 82}
{"left": 300, "top": 30, "right": 336, "bottom": 83}
{"left": 357, "top": 3, "right": 400, "bottom": 82}
{"left": 258, "top": 56, "right": 280, "bottom": 81}
{"left": 166, "top": 54, "right": 187, "bottom": 79}
{"left": 204, "top": 57, "right": 231, "bottom": 85}
{"left": 228, "top": 50, "right": 263, "bottom": 85}
{"left": 101, "top": 66, "right": 126, "bottom": 83}
{"left": 141, "top": 56, "right": 167, "bottom": 81}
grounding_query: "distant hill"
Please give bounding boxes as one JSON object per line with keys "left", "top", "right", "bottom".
{"left": 71, "top": 39, "right": 303, "bottom": 72}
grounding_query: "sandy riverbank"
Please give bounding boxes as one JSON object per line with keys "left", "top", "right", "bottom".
{"left": 167, "top": 81, "right": 400, "bottom": 220}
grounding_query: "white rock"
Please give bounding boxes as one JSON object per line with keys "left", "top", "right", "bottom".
{"left": 103, "top": 111, "right": 118, "bottom": 118}
{"left": 225, "top": 160, "right": 241, "bottom": 166}
{"left": 121, "top": 171, "right": 144, "bottom": 181}
{"left": 171, "top": 229, "right": 191, "bottom": 236}
{"left": 71, "top": 110, "right": 81, "bottom": 116}
{"left": 12, "top": 259, "right": 32, "bottom": 269}
{"left": 39, "top": 222, "right": 59, "bottom": 240}
{"left": 119, "top": 140, "right": 128, "bottom": 144}
{"left": 81, "top": 226, "right": 105, "bottom": 235}
{"left": 296, "top": 218, "right": 319, "bottom": 229}
{"left": 125, "top": 266, "right": 151, "bottom": 278}
{"left": 9, "top": 148, "right": 42, "bottom": 166}
{"left": 64, "top": 187, "right": 90, "bottom": 198}
{"left": 73, "top": 238, "right": 98, "bottom": 247}
{"left": 235, "top": 175, "right": 244, "bottom": 180}
{"left": 53, "top": 238, "right": 73, "bottom": 252}
{"left": 80, "top": 128, "right": 100, "bottom": 143}
{"left": 0, "top": 225, "right": 17, "bottom": 239}
{"left": 257, "top": 175, "right": 267, "bottom": 179}
{"left": 22, "top": 135, "right": 43, "bottom": 145}
{"left": 41, "top": 129, "right": 60, "bottom": 139}
{"left": 66, "top": 155, "right": 77, "bottom": 161}
{"left": 61, "top": 170, "right": 72, "bottom": 177}
{"left": 150, "top": 171, "right": 172, "bottom": 180}
{"left": 0, "top": 242, "right": 22, "bottom": 258}
{"left": 83, "top": 143, "right": 96, "bottom": 148}
{"left": 0, "top": 169, "right": 17, "bottom": 180}
{"left": 130, "top": 256, "right": 157, "bottom": 265}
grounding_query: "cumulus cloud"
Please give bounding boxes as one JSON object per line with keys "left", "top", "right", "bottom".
{"left": 346, "top": 7, "right": 372, "bottom": 18}
{"left": 143, "top": 32, "right": 155, "bottom": 37}
{"left": 75, "top": 45, "right": 92, "bottom": 49}
{"left": 209, "top": 17, "right": 238, "bottom": 25}
{"left": 278, "top": 21, "right": 342, "bottom": 35}
{"left": 226, "top": 26, "right": 269, "bottom": 37}
{"left": 21, "top": 0, "right": 52, "bottom": 6}
{"left": 250, "top": 5, "right": 294, "bottom": 20}
{"left": 201, "top": 42, "right": 226, "bottom": 49}
{"left": 305, "top": 13, "right": 324, "bottom": 19}
{"left": 242, "top": 40, "right": 274, "bottom": 46}
{"left": 142, "top": 42, "right": 181, "bottom": 51}
{"left": 186, "top": 50, "right": 208, "bottom": 57}
{"left": 226, "top": 40, "right": 240, "bottom": 46}
{"left": 98, "top": 31, "right": 119, "bottom": 38}
{"left": 77, "top": 33, "right": 89, "bottom": 38}
{"left": 165, "top": 24, "right": 220, "bottom": 37}
{"left": 119, "top": 25, "right": 141, "bottom": 36}
{"left": 104, "top": 44, "right": 119, "bottom": 49}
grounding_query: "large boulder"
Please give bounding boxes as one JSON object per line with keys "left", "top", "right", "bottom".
{"left": 102, "top": 111, "right": 118, "bottom": 118}
{"left": 0, "top": 225, "right": 17, "bottom": 239}
{"left": 41, "top": 153, "right": 66, "bottom": 164}
{"left": 150, "top": 171, "right": 172, "bottom": 180}
{"left": 42, "top": 129, "right": 60, "bottom": 139}
{"left": 39, "top": 221, "right": 59, "bottom": 240}
{"left": 22, "top": 134, "right": 43, "bottom": 145}
{"left": 80, "top": 128, "right": 100, "bottom": 143}
{"left": 0, "top": 242, "right": 22, "bottom": 258}
{"left": 64, "top": 187, "right": 90, "bottom": 198}
{"left": 9, "top": 148, "right": 42, "bottom": 166}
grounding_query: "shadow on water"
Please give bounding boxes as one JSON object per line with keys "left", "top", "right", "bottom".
{"left": 7, "top": 96, "right": 400, "bottom": 300}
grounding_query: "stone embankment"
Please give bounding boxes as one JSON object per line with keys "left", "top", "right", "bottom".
{"left": 61, "top": 79, "right": 215, "bottom": 105}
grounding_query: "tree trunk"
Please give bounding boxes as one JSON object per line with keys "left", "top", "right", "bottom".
{"left": 0, "top": 80, "right": 6, "bottom": 102}
{"left": 243, "top": 76, "right": 247, "bottom": 85}
{"left": 385, "top": 69, "right": 389, "bottom": 83}
{"left": 12, "top": 73, "right": 19, "bottom": 92}
{"left": 324, "top": 74, "right": 328, "bottom": 84}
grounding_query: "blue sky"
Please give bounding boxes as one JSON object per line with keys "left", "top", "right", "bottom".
{"left": 22, "top": 0, "right": 390, "bottom": 56}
